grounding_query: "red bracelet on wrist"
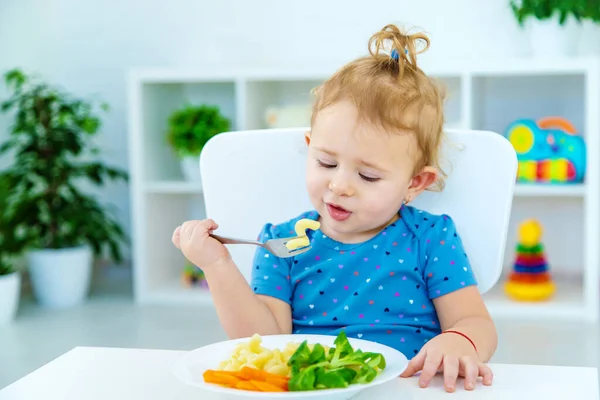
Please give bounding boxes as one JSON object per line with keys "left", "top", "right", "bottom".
{"left": 442, "top": 330, "right": 478, "bottom": 352}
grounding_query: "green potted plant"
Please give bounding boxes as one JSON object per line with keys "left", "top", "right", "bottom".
{"left": 0, "top": 68, "right": 129, "bottom": 309}
{"left": 510, "top": 0, "right": 584, "bottom": 56}
{"left": 0, "top": 176, "right": 25, "bottom": 324}
{"left": 166, "top": 104, "right": 230, "bottom": 185}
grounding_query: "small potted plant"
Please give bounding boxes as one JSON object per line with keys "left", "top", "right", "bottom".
{"left": 0, "top": 177, "right": 24, "bottom": 324}
{"left": 166, "top": 104, "right": 231, "bottom": 185}
{"left": 510, "top": 0, "right": 584, "bottom": 56}
{"left": 0, "top": 68, "right": 129, "bottom": 309}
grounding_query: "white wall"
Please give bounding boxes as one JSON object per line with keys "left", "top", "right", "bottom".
{"left": 0, "top": 0, "right": 540, "bottom": 263}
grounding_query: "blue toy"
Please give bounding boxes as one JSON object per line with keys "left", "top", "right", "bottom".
{"left": 504, "top": 117, "right": 586, "bottom": 183}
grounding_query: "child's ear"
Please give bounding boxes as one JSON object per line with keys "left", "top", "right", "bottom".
{"left": 304, "top": 130, "right": 311, "bottom": 145}
{"left": 406, "top": 166, "right": 438, "bottom": 200}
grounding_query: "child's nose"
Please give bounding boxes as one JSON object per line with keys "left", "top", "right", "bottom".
{"left": 328, "top": 175, "right": 354, "bottom": 196}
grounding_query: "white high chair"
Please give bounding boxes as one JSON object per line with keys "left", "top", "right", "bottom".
{"left": 200, "top": 128, "right": 517, "bottom": 294}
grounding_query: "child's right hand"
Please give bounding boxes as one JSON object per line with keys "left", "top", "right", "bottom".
{"left": 172, "top": 219, "right": 231, "bottom": 269}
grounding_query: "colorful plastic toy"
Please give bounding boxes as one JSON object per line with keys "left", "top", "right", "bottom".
{"left": 182, "top": 261, "right": 209, "bottom": 289}
{"left": 504, "top": 117, "right": 586, "bottom": 183}
{"left": 504, "top": 219, "right": 555, "bottom": 301}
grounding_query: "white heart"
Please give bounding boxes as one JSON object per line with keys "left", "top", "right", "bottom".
{"left": 309, "top": 304, "right": 314, "bottom": 309}
{"left": 399, "top": 259, "right": 404, "bottom": 263}
{"left": 305, "top": 267, "right": 309, "bottom": 271}
{"left": 443, "top": 227, "right": 447, "bottom": 231}
{"left": 434, "top": 257, "right": 438, "bottom": 261}
{"left": 264, "top": 254, "right": 269, "bottom": 258}
{"left": 264, "top": 276, "right": 269, "bottom": 280}
{"left": 378, "top": 285, "right": 383, "bottom": 290}
{"left": 366, "top": 278, "right": 371, "bottom": 283}
{"left": 334, "top": 246, "right": 340, "bottom": 251}
{"left": 330, "top": 278, "right": 335, "bottom": 283}
{"left": 344, "top": 305, "right": 349, "bottom": 310}
{"left": 425, "top": 255, "right": 428, "bottom": 260}
{"left": 373, "top": 245, "right": 378, "bottom": 249}
{"left": 409, "top": 299, "right": 414, "bottom": 304}
{"left": 463, "top": 267, "right": 468, "bottom": 271}
{"left": 414, "top": 317, "right": 419, "bottom": 321}
{"left": 326, "top": 258, "right": 332, "bottom": 262}
{"left": 357, "top": 333, "right": 363, "bottom": 338}
{"left": 309, "top": 321, "right": 314, "bottom": 325}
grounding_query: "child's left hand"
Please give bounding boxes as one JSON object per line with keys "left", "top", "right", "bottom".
{"left": 399, "top": 332, "right": 493, "bottom": 392}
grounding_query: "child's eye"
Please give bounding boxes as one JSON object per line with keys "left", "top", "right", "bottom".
{"left": 360, "top": 174, "right": 380, "bottom": 183}
{"left": 317, "top": 160, "right": 336, "bottom": 168}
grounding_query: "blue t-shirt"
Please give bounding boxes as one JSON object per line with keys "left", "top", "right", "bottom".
{"left": 250, "top": 205, "right": 477, "bottom": 359}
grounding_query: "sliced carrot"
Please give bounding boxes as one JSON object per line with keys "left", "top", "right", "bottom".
{"left": 265, "top": 376, "right": 289, "bottom": 390}
{"left": 235, "top": 380, "right": 260, "bottom": 391}
{"left": 203, "top": 370, "right": 240, "bottom": 386}
{"left": 251, "top": 380, "right": 287, "bottom": 392}
{"left": 239, "top": 366, "right": 289, "bottom": 382}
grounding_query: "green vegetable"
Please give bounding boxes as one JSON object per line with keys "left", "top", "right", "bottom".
{"left": 287, "top": 331, "right": 386, "bottom": 391}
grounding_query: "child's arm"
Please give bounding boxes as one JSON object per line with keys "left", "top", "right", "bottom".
{"left": 172, "top": 219, "right": 292, "bottom": 338}
{"left": 433, "top": 286, "right": 498, "bottom": 361}
{"left": 400, "top": 287, "right": 496, "bottom": 392}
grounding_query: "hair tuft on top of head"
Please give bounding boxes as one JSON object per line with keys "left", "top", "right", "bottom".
{"left": 368, "top": 24, "right": 430, "bottom": 79}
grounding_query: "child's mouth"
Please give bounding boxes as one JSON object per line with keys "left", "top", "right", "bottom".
{"left": 326, "top": 203, "right": 352, "bottom": 222}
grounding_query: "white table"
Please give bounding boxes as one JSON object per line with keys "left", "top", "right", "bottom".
{"left": 1, "top": 347, "right": 598, "bottom": 399}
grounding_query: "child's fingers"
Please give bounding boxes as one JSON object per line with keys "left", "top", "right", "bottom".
{"left": 399, "top": 348, "right": 426, "bottom": 378}
{"left": 172, "top": 226, "right": 181, "bottom": 248}
{"left": 418, "top": 351, "right": 443, "bottom": 388}
{"left": 460, "top": 356, "right": 479, "bottom": 390}
{"left": 479, "top": 362, "right": 493, "bottom": 386}
{"left": 442, "top": 355, "right": 459, "bottom": 392}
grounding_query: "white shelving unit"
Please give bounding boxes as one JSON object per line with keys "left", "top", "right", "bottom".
{"left": 128, "top": 57, "right": 600, "bottom": 322}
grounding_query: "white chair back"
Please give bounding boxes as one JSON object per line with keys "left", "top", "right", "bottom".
{"left": 200, "top": 128, "right": 517, "bottom": 294}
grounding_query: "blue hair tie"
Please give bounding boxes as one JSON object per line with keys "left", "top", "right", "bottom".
{"left": 390, "top": 48, "right": 408, "bottom": 61}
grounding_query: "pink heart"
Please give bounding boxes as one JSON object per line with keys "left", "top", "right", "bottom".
{"left": 359, "top": 314, "right": 364, "bottom": 318}
{"left": 452, "top": 245, "right": 456, "bottom": 249}
{"left": 338, "top": 264, "right": 344, "bottom": 269}
{"left": 376, "top": 265, "right": 381, "bottom": 269}
{"left": 394, "top": 292, "right": 400, "bottom": 297}
{"left": 398, "top": 314, "right": 404, "bottom": 318}
{"left": 375, "top": 319, "right": 380, "bottom": 323}
{"left": 426, "top": 239, "right": 431, "bottom": 243}
{"left": 344, "top": 285, "right": 349, "bottom": 290}
{"left": 370, "top": 324, "right": 375, "bottom": 327}
{"left": 401, "top": 337, "right": 405, "bottom": 342}
{"left": 303, "top": 316, "right": 307, "bottom": 320}
{"left": 406, "top": 248, "right": 411, "bottom": 252}
{"left": 333, "top": 299, "right": 338, "bottom": 303}
{"left": 450, "top": 260, "right": 455, "bottom": 265}
{"left": 402, "top": 233, "right": 407, "bottom": 236}
{"left": 436, "top": 290, "right": 441, "bottom": 295}
{"left": 382, "top": 232, "right": 387, "bottom": 235}
{"left": 461, "top": 282, "right": 465, "bottom": 286}
{"left": 308, "top": 280, "right": 313, "bottom": 284}
{"left": 364, "top": 258, "right": 369, "bottom": 262}
{"left": 300, "top": 294, "right": 304, "bottom": 299}
{"left": 402, "top": 276, "right": 407, "bottom": 280}
{"left": 315, "top": 256, "right": 321, "bottom": 261}
{"left": 351, "top": 251, "right": 356, "bottom": 255}
{"left": 276, "top": 286, "right": 281, "bottom": 290}
{"left": 273, "top": 264, "right": 278, "bottom": 268}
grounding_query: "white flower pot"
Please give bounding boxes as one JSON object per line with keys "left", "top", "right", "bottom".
{"left": 27, "top": 246, "right": 92, "bottom": 308}
{"left": 180, "top": 156, "right": 202, "bottom": 185}
{"left": 0, "top": 271, "right": 20, "bottom": 325}
{"left": 529, "top": 16, "right": 580, "bottom": 57}
{"left": 578, "top": 20, "right": 600, "bottom": 55}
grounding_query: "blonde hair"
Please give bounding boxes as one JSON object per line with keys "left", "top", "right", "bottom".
{"left": 311, "top": 24, "right": 447, "bottom": 190}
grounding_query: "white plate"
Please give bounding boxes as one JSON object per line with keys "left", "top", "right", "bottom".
{"left": 172, "top": 334, "right": 408, "bottom": 400}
